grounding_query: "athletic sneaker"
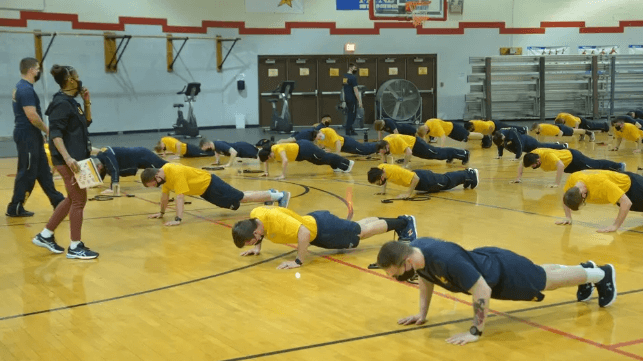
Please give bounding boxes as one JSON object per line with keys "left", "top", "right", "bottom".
{"left": 66, "top": 242, "right": 99, "bottom": 260}
{"left": 32, "top": 233, "right": 64, "bottom": 254}
{"left": 619, "top": 162, "right": 626, "bottom": 172}
{"left": 462, "top": 150, "right": 471, "bottom": 166}
{"left": 344, "top": 160, "right": 355, "bottom": 173}
{"left": 6, "top": 203, "right": 34, "bottom": 217}
{"left": 396, "top": 215, "right": 418, "bottom": 241}
{"left": 264, "top": 188, "right": 277, "bottom": 206}
{"left": 577, "top": 260, "right": 597, "bottom": 302}
{"left": 333, "top": 168, "right": 343, "bottom": 172}
{"left": 522, "top": 126, "right": 529, "bottom": 134}
{"left": 563, "top": 143, "right": 569, "bottom": 149}
{"left": 588, "top": 131, "right": 596, "bottom": 142}
{"left": 278, "top": 191, "right": 291, "bottom": 208}
{"left": 465, "top": 168, "right": 480, "bottom": 190}
{"left": 579, "top": 134, "right": 585, "bottom": 141}
{"left": 595, "top": 264, "right": 617, "bottom": 307}
{"left": 445, "top": 159, "right": 454, "bottom": 164}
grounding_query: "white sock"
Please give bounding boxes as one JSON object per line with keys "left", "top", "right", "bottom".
{"left": 69, "top": 241, "right": 81, "bottom": 250}
{"left": 41, "top": 228, "right": 54, "bottom": 238}
{"left": 585, "top": 268, "right": 605, "bottom": 284}
{"left": 270, "top": 191, "right": 282, "bottom": 201}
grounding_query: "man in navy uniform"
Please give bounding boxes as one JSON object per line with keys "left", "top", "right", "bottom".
{"left": 342, "top": 63, "right": 362, "bottom": 136}
{"left": 7, "top": 57, "right": 64, "bottom": 217}
{"left": 95, "top": 146, "right": 168, "bottom": 195}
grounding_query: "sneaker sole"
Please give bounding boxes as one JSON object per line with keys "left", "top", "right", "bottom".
{"left": 278, "top": 192, "right": 291, "bottom": 208}
{"left": 32, "top": 236, "right": 64, "bottom": 254}
{"left": 404, "top": 214, "right": 418, "bottom": 240}
{"left": 471, "top": 169, "right": 480, "bottom": 189}
{"left": 6, "top": 212, "right": 35, "bottom": 217}
{"left": 599, "top": 264, "right": 617, "bottom": 308}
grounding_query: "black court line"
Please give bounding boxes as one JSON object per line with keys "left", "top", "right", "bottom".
{"left": 0, "top": 250, "right": 296, "bottom": 322}
{"left": 220, "top": 288, "right": 643, "bottom": 361}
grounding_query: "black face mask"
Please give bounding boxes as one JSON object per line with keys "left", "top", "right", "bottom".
{"left": 615, "top": 125, "right": 622, "bottom": 131}
{"left": 533, "top": 163, "right": 541, "bottom": 169}
{"left": 34, "top": 71, "right": 41, "bottom": 82}
{"left": 380, "top": 178, "right": 387, "bottom": 186}
{"left": 156, "top": 178, "right": 166, "bottom": 187}
{"left": 351, "top": 69, "right": 357, "bottom": 74}
{"left": 395, "top": 267, "right": 416, "bottom": 282}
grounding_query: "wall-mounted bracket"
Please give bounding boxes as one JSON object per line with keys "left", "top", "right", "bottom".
{"left": 166, "top": 34, "right": 189, "bottom": 72}
{"left": 216, "top": 36, "right": 241, "bottom": 72}
{"left": 104, "top": 33, "right": 132, "bottom": 72}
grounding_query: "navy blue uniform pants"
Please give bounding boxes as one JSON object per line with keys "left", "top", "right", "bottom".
{"left": 8, "top": 129, "right": 64, "bottom": 211}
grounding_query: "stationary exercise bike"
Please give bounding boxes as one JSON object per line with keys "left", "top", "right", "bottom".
{"left": 266, "top": 81, "right": 295, "bottom": 133}
{"left": 169, "top": 82, "right": 201, "bottom": 138}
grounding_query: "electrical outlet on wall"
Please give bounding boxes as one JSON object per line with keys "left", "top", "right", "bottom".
{"left": 448, "top": 0, "right": 463, "bottom": 14}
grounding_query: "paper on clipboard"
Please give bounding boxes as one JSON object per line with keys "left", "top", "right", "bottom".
{"left": 74, "top": 158, "right": 103, "bottom": 189}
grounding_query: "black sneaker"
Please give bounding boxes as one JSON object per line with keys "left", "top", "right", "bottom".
{"left": 462, "top": 150, "right": 471, "bottom": 166}
{"left": 445, "top": 158, "right": 454, "bottom": 164}
{"left": 67, "top": 242, "right": 99, "bottom": 260}
{"left": 396, "top": 215, "right": 418, "bottom": 241}
{"left": 577, "top": 260, "right": 596, "bottom": 302}
{"left": 32, "top": 233, "right": 65, "bottom": 254}
{"left": 6, "top": 203, "right": 34, "bottom": 217}
{"left": 595, "top": 264, "right": 616, "bottom": 307}
{"left": 465, "top": 168, "right": 479, "bottom": 189}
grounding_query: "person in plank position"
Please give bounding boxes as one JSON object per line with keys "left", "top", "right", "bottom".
{"left": 154, "top": 136, "right": 214, "bottom": 158}
{"left": 492, "top": 128, "right": 567, "bottom": 160}
{"left": 513, "top": 148, "right": 624, "bottom": 188}
{"left": 95, "top": 146, "right": 168, "bottom": 195}
{"left": 315, "top": 126, "right": 376, "bottom": 155}
{"left": 377, "top": 238, "right": 616, "bottom": 345}
{"left": 198, "top": 138, "right": 259, "bottom": 167}
{"left": 375, "top": 134, "right": 470, "bottom": 168}
{"left": 258, "top": 140, "right": 354, "bottom": 179}
{"left": 367, "top": 164, "right": 479, "bottom": 199}
{"left": 232, "top": 207, "right": 417, "bottom": 269}
{"left": 140, "top": 163, "right": 290, "bottom": 226}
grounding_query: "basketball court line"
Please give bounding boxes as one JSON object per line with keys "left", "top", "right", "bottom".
{"left": 0, "top": 250, "right": 297, "bottom": 322}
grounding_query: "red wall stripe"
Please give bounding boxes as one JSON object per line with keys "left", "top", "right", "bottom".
{"left": 1, "top": 11, "right": 643, "bottom": 35}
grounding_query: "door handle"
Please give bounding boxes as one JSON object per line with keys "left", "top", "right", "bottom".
{"left": 321, "top": 91, "right": 341, "bottom": 95}
{"left": 419, "top": 89, "right": 434, "bottom": 94}
{"left": 292, "top": 91, "right": 317, "bottom": 96}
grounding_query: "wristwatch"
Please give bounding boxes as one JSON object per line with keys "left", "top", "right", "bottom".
{"left": 175, "top": 216, "right": 182, "bottom": 222}
{"left": 294, "top": 258, "right": 303, "bottom": 265}
{"left": 469, "top": 326, "right": 483, "bottom": 337}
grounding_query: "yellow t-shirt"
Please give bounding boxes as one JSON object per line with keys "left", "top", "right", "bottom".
{"left": 383, "top": 134, "right": 417, "bottom": 155}
{"left": 530, "top": 149, "right": 573, "bottom": 171}
{"left": 555, "top": 113, "right": 581, "bottom": 128}
{"left": 564, "top": 170, "right": 631, "bottom": 205}
{"left": 161, "top": 137, "right": 187, "bottom": 156}
{"left": 250, "top": 207, "right": 318, "bottom": 244}
{"left": 538, "top": 124, "right": 561, "bottom": 136}
{"left": 271, "top": 143, "right": 299, "bottom": 162}
{"left": 160, "top": 163, "right": 212, "bottom": 196}
{"left": 317, "top": 128, "right": 345, "bottom": 149}
{"left": 614, "top": 123, "right": 643, "bottom": 142}
{"left": 424, "top": 118, "right": 453, "bottom": 137}
{"left": 378, "top": 163, "right": 415, "bottom": 187}
{"left": 470, "top": 120, "right": 495, "bottom": 135}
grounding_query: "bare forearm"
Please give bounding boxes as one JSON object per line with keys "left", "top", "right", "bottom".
{"left": 28, "top": 115, "right": 48, "bottom": 133}
{"left": 160, "top": 193, "right": 170, "bottom": 213}
{"left": 175, "top": 194, "right": 184, "bottom": 218}
{"left": 52, "top": 138, "right": 71, "bottom": 161}
{"left": 84, "top": 103, "right": 92, "bottom": 123}
{"left": 418, "top": 279, "right": 434, "bottom": 318}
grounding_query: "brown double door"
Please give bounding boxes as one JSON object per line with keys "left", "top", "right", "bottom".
{"left": 257, "top": 54, "right": 437, "bottom": 127}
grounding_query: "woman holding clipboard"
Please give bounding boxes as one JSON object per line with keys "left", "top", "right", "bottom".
{"left": 31, "top": 65, "right": 98, "bottom": 260}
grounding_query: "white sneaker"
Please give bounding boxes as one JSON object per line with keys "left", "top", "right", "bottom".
{"left": 344, "top": 160, "right": 355, "bottom": 173}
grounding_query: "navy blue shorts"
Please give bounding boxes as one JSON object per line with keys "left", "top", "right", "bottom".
{"left": 477, "top": 247, "right": 547, "bottom": 302}
{"left": 448, "top": 123, "right": 470, "bottom": 142}
{"left": 559, "top": 124, "right": 574, "bottom": 136}
{"left": 625, "top": 172, "right": 643, "bottom": 212}
{"left": 200, "top": 174, "right": 244, "bottom": 210}
{"left": 308, "top": 211, "right": 361, "bottom": 249}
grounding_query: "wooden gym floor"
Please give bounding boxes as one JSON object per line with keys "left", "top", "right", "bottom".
{"left": 1, "top": 131, "right": 642, "bottom": 360}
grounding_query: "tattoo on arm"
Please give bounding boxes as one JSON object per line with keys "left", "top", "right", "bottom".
{"left": 473, "top": 298, "right": 486, "bottom": 326}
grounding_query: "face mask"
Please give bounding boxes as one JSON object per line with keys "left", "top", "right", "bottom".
{"left": 395, "top": 266, "right": 416, "bottom": 282}
{"left": 34, "top": 70, "right": 41, "bottom": 82}
{"left": 380, "top": 178, "right": 387, "bottom": 186}
{"left": 615, "top": 125, "right": 622, "bottom": 131}
{"left": 155, "top": 177, "right": 166, "bottom": 187}
{"left": 319, "top": 134, "right": 326, "bottom": 140}
{"left": 533, "top": 163, "right": 541, "bottom": 169}
{"left": 351, "top": 69, "right": 358, "bottom": 74}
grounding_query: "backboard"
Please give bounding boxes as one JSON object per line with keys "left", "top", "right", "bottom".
{"left": 368, "top": 0, "right": 446, "bottom": 21}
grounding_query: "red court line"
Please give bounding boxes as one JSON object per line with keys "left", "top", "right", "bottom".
{"left": 610, "top": 338, "right": 643, "bottom": 350}
{"left": 314, "top": 252, "right": 643, "bottom": 360}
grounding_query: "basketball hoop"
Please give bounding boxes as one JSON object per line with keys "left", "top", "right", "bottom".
{"left": 405, "top": 1, "right": 432, "bottom": 27}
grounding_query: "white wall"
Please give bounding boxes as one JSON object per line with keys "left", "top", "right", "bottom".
{"left": 1, "top": 0, "right": 643, "bottom": 137}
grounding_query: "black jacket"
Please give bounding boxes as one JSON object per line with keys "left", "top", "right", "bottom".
{"left": 45, "top": 92, "right": 92, "bottom": 166}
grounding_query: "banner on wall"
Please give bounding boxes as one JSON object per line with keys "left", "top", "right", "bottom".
{"left": 336, "top": 0, "right": 369, "bottom": 10}
{"left": 629, "top": 45, "right": 643, "bottom": 54}
{"left": 577, "top": 46, "right": 619, "bottom": 55}
{"left": 526, "top": 46, "right": 570, "bottom": 56}
{"left": 245, "top": 0, "right": 304, "bottom": 13}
